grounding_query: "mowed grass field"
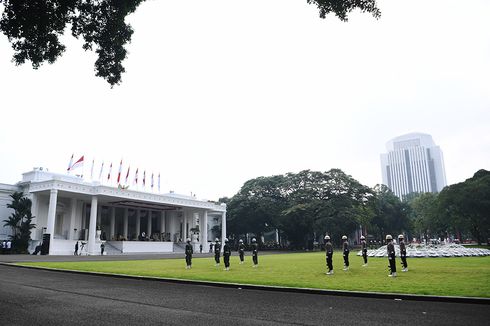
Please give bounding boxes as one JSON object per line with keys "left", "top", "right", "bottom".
{"left": 18, "top": 252, "right": 490, "bottom": 298}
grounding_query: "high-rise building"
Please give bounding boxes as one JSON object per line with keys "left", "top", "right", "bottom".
{"left": 380, "top": 132, "right": 447, "bottom": 199}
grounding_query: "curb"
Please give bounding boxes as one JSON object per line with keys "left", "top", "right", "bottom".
{"left": 3, "top": 263, "right": 489, "bottom": 305}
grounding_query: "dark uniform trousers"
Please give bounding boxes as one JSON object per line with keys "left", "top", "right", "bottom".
{"left": 343, "top": 251, "right": 349, "bottom": 267}
{"left": 224, "top": 254, "right": 230, "bottom": 268}
{"left": 186, "top": 254, "right": 192, "bottom": 266}
{"left": 400, "top": 253, "right": 407, "bottom": 269}
{"left": 326, "top": 254, "right": 333, "bottom": 271}
{"left": 239, "top": 250, "right": 244, "bottom": 262}
{"left": 252, "top": 251, "right": 258, "bottom": 265}
{"left": 214, "top": 245, "right": 221, "bottom": 264}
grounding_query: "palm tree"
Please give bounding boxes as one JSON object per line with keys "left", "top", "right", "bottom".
{"left": 3, "top": 192, "right": 35, "bottom": 253}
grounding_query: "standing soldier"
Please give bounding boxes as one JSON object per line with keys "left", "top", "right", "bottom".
{"left": 214, "top": 238, "right": 221, "bottom": 266}
{"left": 399, "top": 234, "right": 408, "bottom": 272}
{"left": 223, "top": 238, "right": 231, "bottom": 271}
{"left": 100, "top": 242, "right": 105, "bottom": 256}
{"left": 238, "top": 239, "right": 245, "bottom": 264}
{"left": 185, "top": 238, "right": 193, "bottom": 269}
{"left": 325, "top": 235, "right": 334, "bottom": 275}
{"left": 251, "top": 238, "right": 259, "bottom": 268}
{"left": 342, "top": 235, "right": 350, "bottom": 271}
{"left": 360, "top": 235, "right": 368, "bottom": 267}
{"left": 386, "top": 234, "right": 397, "bottom": 277}
{"left": 74, "top": 241, "right": 79, "bottom": 256}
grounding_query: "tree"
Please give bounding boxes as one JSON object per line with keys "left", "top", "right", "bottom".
{"left": 369, "top": 184, "right": 410, "bottom": 242}
{"left": 227, "top": 169, "right": 372, "bottom": 248}
{"left": 3, "top": 191, "right": 36, "bottom": 253}
{"left": 1, "top": 0, "right": 380, "bottom": 86}
{"left": 406, "top": 192, "right": 442, "bottom": 242}
{"left": 437, "top": 170, "right": 490, "bottom": 244}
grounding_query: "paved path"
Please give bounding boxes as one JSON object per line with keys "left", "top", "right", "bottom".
{"left": 0, "top": 264, "right": 488, "bottom": 325}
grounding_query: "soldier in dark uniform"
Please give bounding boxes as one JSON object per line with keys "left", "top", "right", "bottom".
{"left": 325, "top": 235, "right": 334, "bottom": 275}
{"left": 238, "top": 239, "right": 245, "bottom": 264}
{"left": 251, "top": 238, "right": 258, "bottom": 267}
{"left": 185, "top": 238, "right": 193, "bottom": 269}
{"left": 360, "top": 235, "right": 368, "bottom": 266}
{"left": 223, "top": 238, "right": 231, "bottom": 271}
{"left": 342, "top": 235, "right": 350, "bottom": 271}
{"left": 386, "top": 234, "right": 397, "bottom": 277}
{"left": 399, "top": 234, "right": 408, "bottom": 272}
{"left": 214, "top": 238, "right": 221, "bottom": 266}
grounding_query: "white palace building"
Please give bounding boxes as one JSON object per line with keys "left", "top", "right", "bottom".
{"left": 0, "top": 168, "right": 226, "bottom": 255}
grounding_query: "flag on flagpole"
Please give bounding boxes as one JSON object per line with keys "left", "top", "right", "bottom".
{"left": 158, "top": 173, "right": 161, "bottom": 193}
{"left": 143, "top": 170, "right": 146, "bottom": 187}
{"left": 90, "top": 159, "right": 95, "bottom": 179}
{"left": 125, "top": 166, "right": 130, "bottom": 184}
{"left": 70, "top": 155, "right": 84, "bottom": 171}
{"left": 98, "top": 162, "right": 104, "bottom": 181}
{"left": 107, "top": 162, "right": 113, "bottom": 182}
{"left": 117, "top": 160, "right": 123, "bottom": 184}
{"left": 67, "top": 154, "right": 74, "bottom": 172}
{"left": 134, "top": 168, "right": 139, "bottom": 185}
{"left": 151, "top": 173, "right": 154, "bottom": 190}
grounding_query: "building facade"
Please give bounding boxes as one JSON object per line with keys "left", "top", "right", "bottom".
{"left": 380, "top": 132, "right": 447, "bottom": 199}
{"left": 0, "top": 168, "right": 226, "bottom": 255}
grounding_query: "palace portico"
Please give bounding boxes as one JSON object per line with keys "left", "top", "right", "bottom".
{"left": 0, "top": 168, "right": 226, "bottom": 255}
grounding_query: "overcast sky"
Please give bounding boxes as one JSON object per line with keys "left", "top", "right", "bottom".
{"left": 0, "top": 0, "right": 489, "bottom": 200}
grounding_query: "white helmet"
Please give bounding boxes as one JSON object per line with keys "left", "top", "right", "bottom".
{"left": 386, "top": 234, "right": 393, "bottom": 240}
{"left": 360, "top": 235, "right": 365, "bottom": 240}
{"left": 398, "top": 234, "right": 404, "bottom": 239}
{"left": 324, "top": 235, "right": 330, "bottom": 240}
{"left": 239, "top": 239, "right": 243, "bottom": 243}
{"left": 186, "top": 238, "right": 191, "bottom": 242}
{"left": 342, "top": 235, "right": 347, "bottom": 240}
{"left": 252, "top": 238, "right": 256, "bottom": 243}
{"left": 215, "top": 238, "right": 219, "bottom": 242}
{"left": 225, "top": 238, "right": 229, "bottom": 243}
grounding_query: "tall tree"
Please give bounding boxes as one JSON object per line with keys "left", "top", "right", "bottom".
{"left": 437, "top": 170, "right": 490, "bottom": 244}
{"left": 1, "top": 0, "right": 380, "bottom": 86}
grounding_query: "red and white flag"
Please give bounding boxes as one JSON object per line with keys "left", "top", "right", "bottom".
{"left": 107, "top": 162, "right": 113, "bottom": 181}
{"left": 70, "top": 155, "right": 84, "bottom": 171}
{"left": 143, "top": 171, "right": 146, "bottom": 187}
{"left": 134, "top": 168, "right": 139, "bottom": 185}
{"left": 117, "top": 160, "right": 123, "bottom": 184}
{"left": 125, "top": 166, "right": 130, "bottom": 184}
{"left": 67, "top": 154, "right": 74, "bottom": 171}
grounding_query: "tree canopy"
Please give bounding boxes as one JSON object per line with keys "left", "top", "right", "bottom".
{"left": 0, "top": 0, "right": 380, "bottom": 86}
{"left": 3, "top": 191, "right": 35, "bottom": 253}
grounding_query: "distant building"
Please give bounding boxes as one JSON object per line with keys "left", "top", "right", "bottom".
{"left": 380, "top": 132, "right": 447, "bottom": 199}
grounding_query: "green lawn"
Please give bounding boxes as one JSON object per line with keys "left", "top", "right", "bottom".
{"left": 18, "top": 252, "right": 490, "bottom": 298}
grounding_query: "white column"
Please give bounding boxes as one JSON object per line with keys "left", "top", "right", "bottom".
{"left": 46, "top": 189, "right": 58, "bottom": 254}
{"left": 110, "top": 207, "right": 115, "bottom": 240}
{"left": 183, "top": 210, "right": 187, "bottom": 241}
{"left": 147, "top": 210, "right": 152, "bottom": 237}
{"left": 221, "top": 211, "right": 226, "bottom": 251}
{"left": 88, "top": 196, "right": 98, "bottom": 255}
{"left": 123, "top": 208, "right": 128, "bottom": 239}
{"left": 136, "top": 209, "right": 141, "bottom": 238}
{"left": 202, "top": 210, "right": 208, "bottom": 249}
{"left": 160, "top": 211, "right": 165, "bottom": 239}
{"left": 69, "top": 198, "right": 77, "bottom": 240}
